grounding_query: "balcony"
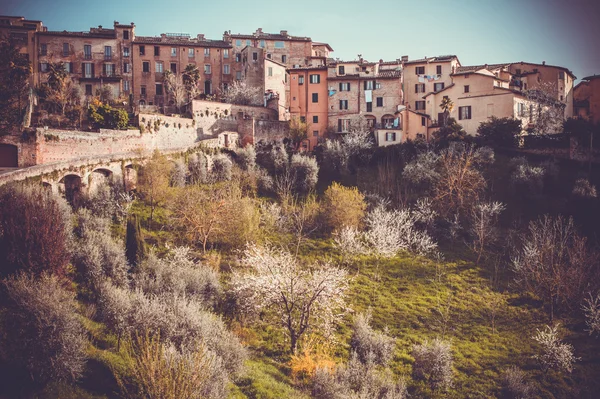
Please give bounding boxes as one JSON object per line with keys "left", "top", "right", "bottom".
{"left": 373, "top": 122, "right": 402, "bottom": 130}
{"left": 84, "top": 54, "right": 92, "bottom": 60}
{"left": 104, "top": 55, "right": 112, "bottom": 61}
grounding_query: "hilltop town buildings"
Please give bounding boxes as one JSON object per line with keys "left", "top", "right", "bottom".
{"left": 1, "top": 14, "right": 589, "bottom": 150}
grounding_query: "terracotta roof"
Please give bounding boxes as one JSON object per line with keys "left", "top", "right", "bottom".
{"left": 134, "top": 36, "right": 231, "bottom": 48}
{"left": 287, "top": 65, "right": 327, "bottom": 71}
{"left": 39, "top": 30, "right": 115, "bottom": 38}
{"left": 582, "top": 74, "right": 600, "bottom": 81}
{"left": 379, "top": 60, "right": 402, "bottom": 66}
{"left": 229, "top": 32, "right": 311, "bottom": 42}
{"left": 454, "top": 63, "right": 510, "bottom": 74}
{"left": 311, "top": 42, "right": 333, "bottom": 51}
{"left": 451, "top": 71, "right": 510, "bottom": 82}
{"left": 403, "top": 55, "right": 458, "bottom": 65}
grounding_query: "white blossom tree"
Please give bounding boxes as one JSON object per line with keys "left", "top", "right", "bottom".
{"left": 163, "top": 70, "right": 188, "bottom": 113}
{"left": 231, "top": 244, "right": 349, "bottom": 354}
{"left": 524, "top": 81, "right": 565, "bottom": 135}
{"left": 532, "top": 324, "right": 578, "bottom": 373}
{"left": 582, "top": 293, "right": 600, "bottom": 337}
{"left": 468, "top": 201, "right": 506, "bottom": 263}
{"left": 222, "top": 81, "right": 263, "bottom": 106}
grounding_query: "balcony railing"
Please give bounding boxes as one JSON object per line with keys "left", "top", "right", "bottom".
{"left": 373, "top": 122, "right": 402, "bottom": 130}
{"left": 84, "top": 54, "right": 92, "bottom": 60}
{"left": 104, "top": 54, "right": 112, "bottom": 60}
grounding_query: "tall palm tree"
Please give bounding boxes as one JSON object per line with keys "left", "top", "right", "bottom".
{"left": 440, "top": 97, "right": 454, "bottom": 127}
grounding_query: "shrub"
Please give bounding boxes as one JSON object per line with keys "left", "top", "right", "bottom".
{"left": 350, "top": 313, "right": 395, "bottom": 367}
{"left": 477, "top": 116, "right": 521, "bottom": 148}
{"left": 502, "top": 366, "right": 534, "bottom": 399}
{"left": 170, "top": 159, "right": 187, "bottom": 187}
{"left": 509, "top": 157, "right": 546, "bottom": 196}
{"left": 87, "top": 103, "right": 128, "bottom": 130}
{"left": 256, "top": 166, "right": 274, "bottom": 195}
{"left": 2, "top": 273, "right": 87, "bottom": 383}
{"left": 236, "top": 145, "right": 257, "bottom": 171}
{"left": 572, "top": 177, "right": 597, "bottom": 198}
{"left": 256, "top": 142, "right": 288, "bottom": 175}
{"left": 411, "top": 338, "right": 453, "bottom": 391}
{"left": 134, "top": 246, "right": 221, "bottom": 307}
{"left": 532, "top": 324, "right": 578, "bottom": 373}
{"left": 583, "top": 292, "right": 600, "bottom": 337}
{"left": 187, "top": 152, "right": 209, "bottom": 184}
{"left": 322, "top": 183, "right": 367, "bottom": 233}
{"left": 290, "top": 153, "right": 319, "bottom": 195}
{"left": 433, "top": 117, "right": 469, "bottom": 147}
{"left": 0, "top": 185, "right": 71, "bottom": 278}
{"left": 211, "top": 153, "right": 233, "bottom": 182}
{"left": 402, "top": 151, "right": 440, "bottom": 190}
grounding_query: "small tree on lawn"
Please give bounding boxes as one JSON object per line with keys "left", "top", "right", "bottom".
{"left": 322, "top": 182, "right": 367, "bottom": 233}
{"left": 532, "top": 324, "right": 578, "bottom": 373}
{"left": 137, "top": 151, "right": 172, "bottom": 223}
{"left": 231, "top": 244, "right": 349, "bottom": 354}
{"left": 468, "top": 201, "right": 506, "bottom": 264}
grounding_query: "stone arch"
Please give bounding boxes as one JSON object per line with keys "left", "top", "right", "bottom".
{"left": 364, "top": 115, "right": 376, "bottom": 129}
{"left": 0, "top": 143, "right": 18, "bottom": 167}
{"left": 123, "top": 164, "right": 137, "bottom": 192}
{"left": 58, "top": 174, "right": 83, "bottom": 206}
{"left": 139, "top": 99, "right": 146, "bottom": 106}
{"left": 88, "top": 168, "right": 114, "bottom": 196}
{"left": 381, "top": 114, "right": 396, "bottom": 128}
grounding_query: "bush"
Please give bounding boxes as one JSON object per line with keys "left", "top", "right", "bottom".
{"left": 477, "top": 116, "right": 521, "bottom": 148}
{"left": 509, "top": 157, "right": 546, "bottom": 196}
{"left": 290, "top": 153, "right": 319, "bottom": 195}
{"left": 211, "top": 153, "right": 233, "bottom": 182}
{"left": 87, "top": 103, "right": 128, "bottom": 130}
{"left": 432, "top": 117, "right": 469, "bottom": 147}
{"left": 170, "top": 159, "right": 187, "bottom": 187}
{"left": 0, "top": 185, "right": 71, "bottom": 278}
{"left": 350, "top": 313, "right": 395, "bottom": 367}
{"left": 411, "top": 338, "right": 453, "bottom": 391}
{"left": 2, "top": 273, "right": 87, "bottom": 383}
{"left": 188, "top": 152, "right": 209, "bottom": 184}
{"left": 572, "top": 177, "right": 597, "bottom": 198}
{"left": 532, "top": 324, "right": 578, "bottom": 373}
{"left": 502, "top": 366, "right": 534, "bottom": 399}
{"left": 256, "top": 142, "right": 288, "bottom": 175}
{"left": 236, "top": 145, "right": 257, "bottom": 171}
{"left": 322, "top": 182, "right": 367, "bottom": 233}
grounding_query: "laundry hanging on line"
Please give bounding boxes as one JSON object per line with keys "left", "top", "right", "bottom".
{"left": 365, "top": 89, "right": 372, "bottom": 103}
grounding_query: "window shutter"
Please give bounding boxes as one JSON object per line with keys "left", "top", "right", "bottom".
{"left": 102, "top": 64, "right": 106, "bottom": 76}
{"left": 91, "top": 64, "right": 95, "bottom": 78}
{"left": 364, "top": 81, "right": 367, "bottom": 90}
{"left": 348, "top": 83, "right": 350, "bottom": 91}
{"left": 338, "top": 119, "right": 342, "bottom": 132}
{"left": 81, "top": 63, "right": 85, "bottom": 76}
{"left": 339, "top": 83, "right": 342, "bottom": 91}
{"left": 373, "top": 80, "right": 376, "bottom": 89}
{"left": 339, "top": 100, "right": 342, "bottom": 109}
{"left": 69, "top": 62, "right": 73, "bottom": 73}
{"left": 415, "top": 84, "right": 418, "bottom": 93}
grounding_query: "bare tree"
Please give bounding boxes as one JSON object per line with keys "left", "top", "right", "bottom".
{"left": 524, "top": 81, "right": 565, "bottom": 135}
{"left": 582, "top": 292, "right": 600, "bottom": 337}
{"left": 512, "top": 215, "right": 598, "bottom": 322}
{"left": 231, "top": 244, "right": 349, "bottom": 354}
{"left": 532, "top": 324, "right": 578, "bottom": 373}
{"left": 468, "top": 201, "right": 506, "bottom": 263}
{"left": 222, "top": 80, "right": 262, "bottom": 106}
{"left": 412, "top": 338, "right": 454, "bottom": 391}
{"left": 163, "top": 70, "right": 187, "bottom": 113}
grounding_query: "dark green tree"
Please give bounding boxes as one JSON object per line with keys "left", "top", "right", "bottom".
{"left": 125, "top": 215, "right": 145, "bottom": 269}
{"left": 433, "top": 117, "right": 469, "bottom": 147}
{"left": 477, "top": 116, "right": 522, "bottom": 148}
{"left": 0, "top": 38, "right": 31, "bottom": 132}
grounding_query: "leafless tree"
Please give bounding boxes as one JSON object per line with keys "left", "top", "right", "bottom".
{"left": 231, "top": 244, "right": 349, "bottom": 354}
{"left": 468, "top": 201, "right": 506, "bottom": 263}
{"left": 412, "top": 338, "right": 454, "bottom": 391}
{"left": 163, "top": 70, "right": 187, "bottom": 113}
{"left": 524, "top": 81, "right": 565, "bottom": 135}
{"left": 582, "top": 292, "right": 600, "bottom": 337}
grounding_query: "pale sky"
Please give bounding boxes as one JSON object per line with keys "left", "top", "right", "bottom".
{"left": 2, "top": 0, "right": 599, "bottom": 81}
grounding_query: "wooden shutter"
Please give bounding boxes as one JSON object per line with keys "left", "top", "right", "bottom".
{"left": 102, "top": 64, "right": 106, "bottom": 76}
{"left": 364, "top": 80, "right": 367, "bottom": 90}
{"left": 348, "top": 83, "right": 350, "bottom": 91}
{"left": 339, "top": 83, "right": 342, "bottom": 91}
{"left": 338, "top": 119, "right": 342, "bottom": 132}
{"left": 91, "top": 64, "right": 95, "bottom": 78}
{"left": 339, "top": 100, "right": 342, "bottom": 109}
{"left": 81, "top": 63, "right": 85, "bottom": 77}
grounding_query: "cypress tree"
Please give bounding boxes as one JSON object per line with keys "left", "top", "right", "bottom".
{"left": 125, "top": 215, "right": 145, "bottom": 269}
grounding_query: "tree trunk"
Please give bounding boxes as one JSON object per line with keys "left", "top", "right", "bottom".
{"left": 290, "top": 333, "right": 298, "bottom": 355}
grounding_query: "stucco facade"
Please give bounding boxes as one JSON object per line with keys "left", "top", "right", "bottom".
{"left": 574, "top": 75, "right": 600, "bottom": 124}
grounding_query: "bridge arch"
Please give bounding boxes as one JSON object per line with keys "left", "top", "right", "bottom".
{"left": 58, "top": 174, "right": 83, "bottom": 206}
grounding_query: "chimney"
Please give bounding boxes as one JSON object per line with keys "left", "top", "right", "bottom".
{"left": 280, "top": 30, "right": 288, "bottom": 36}
{"left": 542, "top": 60, "right": 546, "bottom": 65}
{"left": 114, "top": 20, "right": 119, "bottom": 25}
{"left": 98, "top": 25, "right": 102, "bottom": 29}
{"left": 197, "top": 34, "right": 205, "bottom": 40}
{"left": 160, "top": 33, "right": 166, "bottom": 41}
{"left": 379, "top": 59, "right": 383, "bottom": 64}
{"left": 401, "top": 55, "right": 408, "bottom": 62}
{"left": 484, "top": 63, "right": 488, "bottom": 69}
{"left": 256, "top": 28, "right": 263, "bottom": 35}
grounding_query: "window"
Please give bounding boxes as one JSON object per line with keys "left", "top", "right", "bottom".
{"left": 285, "top": 74, "right": 288, "bottom": 83}
{"left": 517, "top": 102, "right": 525, "bottom": 117}
{"left": 383, "top": 117, "right": 395, "bottom": 127}
{"left": 123, "top": 30, "right": 129, "bottom": 40}
{"left": 281, "top": 55, "right": 287, "bottom": 63}
{"left": 515, "top": 68, "right": 521, "bottom": 75}
{"left": 171, "top": 47, "right": 177, "bottom": 56}
{"left": 364, "top": 80, "right": 374, "bottom": 90}
{"left": 141, "top": 85, "right": 146, "bottom": 95}
{"left": 124, "top": 47, "right": 130, "bottom": 57}
{"left": 421, "top": 116, "right": 426, "bottom": 126}
{"left": 464, "top": 85, "right": 470, "bottom": 93}
{"left": 310, "top": 74, "right": 320, "bottom": 84}
{"left": 338, "top": 119, "right": 351, "bottom": 132}
{"left": 63, "top": 62, "right": 72, "bottom": 73}
{"left": 224, "top": 64, "right": 230, "bottom": 74}
{"left": 560, "top": 95, "right": 564, "bottom": 101}
{"left": 434, "top": 82, "right": 445, "bottom": 92}
{"left": 529, "top": 104, "right": 534, "bottom": 118}
{"left": 139, "top": 45, "right": 145, "bottom": 55}
{"left": 416, "top": 66, "right": 425, "bottom": 75}
{"left": 235, "top": 53, "right": 241, "bottom": 62}
{"left": 156, "top": 83, "right": 163, "bottom": 95}
{"left": 142, "top": 61, "right": 150, "bottom": 72}
{"left": 104, "top": 46, "right": 112, "bottom": 60}
{"left": 458, "top": 106, "right": 472, "bottom": 120}
{"left": 375, "top": 82, "right": 382, "bottom": 89}
{"left": 252, "top": 52, "right": 258, "bottom": 61}
{"left": 312, "top": 93, "right": 318, "bottom": 103}
{"left": 83, "top": 63, "right": 93, "bottom": 78}
{"left": 63, "top": 42, "right": 69, "bottom": 56}
{"left": 188, "top": 48, "right": 194, "bottom": 58}
{"left": 204, "top": 64, "right": 211, "bottom": 74}
{"left": 236, "top": 71, "right": 242, "bottom": 80}
{"left": 40, "top": 43, "right": 47, "bottom": 55}
{"left": 313, "top": 130, "right": 319, "bottom": 137}
{"left": 155, "top": 62, "right": 163, "bottom": 73}
{"left": 559, "top": 71, "right": 565, "bottom": 80}
{"left": 268, "top": 67, "right": 273, "bottom": 76}
{"left": 339, "top": 82, "right": 350, "bottom": 91}
{"left": 415, "top": 100, "right": 426, "bottom": 110}
{"left": 154, "top": 46, "right": 160, "bottom": 56}
{"left": 223, "top": 83, "right": 228, "bottom": 91}
{"left": 313, "top": 115, "right": 318, "bottom": 123}
{"left": 436, "top": 65, "right": 442, "bottom": 74}
{"left": 376, "top": 97, "right": 383, "bottom": 107}
{"left": 224, "top": 49, "right": 229, "bottom": 58}
{"left": 246, "top": 40, "right": 251, "bottom": 46}
{"left": 124, "top": 80, "right": 130, "bottom": 91}
{"left": 236, "top": 39, "right": 242, "bottom": 46}
{"left": 204, "top": 48, "right": 210, "bottom": 56}
{"left": 385, "top": 132, "right": 397, "bottom": 142}
{"left": 84, "top": 44, "right": 91, "bottom": 59}
{"left": 170, "top": 63, "right": 177, "bottom": 73}
{"left": 339, "top": 65, "right": 345, "bottom": 75}
{"left": 103, "top": 63, "right": 114, "bottom": 76}
{"left": 339, "top": 100, "right": 348, "bottom": 110}
{"left": 274, "top": 41, "right": 284, "bottom": 48}
{"left": 415, "top": 83, "right": 425, "bottom": 93}
{"left": 267, "top": 53, "right": 272, "bottom": 59}
{"left": 299, "top": 75, "right": 304, "bottom": 85}
{"left": 85, "top": 84, "right": 92, "bottom": 95}
{"left": 366, "top": 102, "right": 372, "bottom": 112}
{"left": 259, "top": 39, "right": 265, "bottom": 48}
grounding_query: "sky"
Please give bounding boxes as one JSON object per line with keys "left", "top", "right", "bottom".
{"left": 2, "top": 0, "right": 599, "bottom": 81}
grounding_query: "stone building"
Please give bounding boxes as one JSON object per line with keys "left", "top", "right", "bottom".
{"left": 574, "top": 74, "right": 600, "bottom": 123}
{"left": 35, "top": 21, "right": 134, "bottom": 100}
{"left": 0, "top": 16, "right": 45, "bottom": 87}
{"left": 131, "top": 33, "right": 232, "bottom": 109}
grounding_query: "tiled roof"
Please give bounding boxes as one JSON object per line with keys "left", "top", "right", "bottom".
{"left": 39, "top": 30, "right": 115, "bottom": 38}
{"left": 454, "top": 63, "right": 510, "bottom": 74}
{"left": 582, "top": 74, "right": 600, "bottom": 81}
{"left": 287, "top": 65, "right": 327, "bottom": 71}
{"left": 311, "top": 42, "right": 334, "bottom": 51}
{"left": 379, "top": 60, "right": 402, "bottom": 66}
{"left": 229, "top": 32, "right": 311, "bottom": 42}
{"left": 134, "top": 36, "right": 231, "bottom": 48}
{"left": 404, "top": 55, "right": 458, "bottom": 65}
